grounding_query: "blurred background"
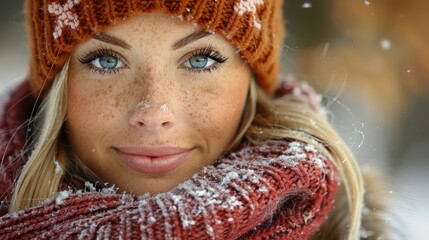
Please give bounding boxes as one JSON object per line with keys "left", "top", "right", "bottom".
{"left": 1, "top": 0, "right": 428, "bottom": 239}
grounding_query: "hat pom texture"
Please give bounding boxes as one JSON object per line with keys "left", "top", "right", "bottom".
{"left": 26, "top": 0, "right": 284, "bottom": 94}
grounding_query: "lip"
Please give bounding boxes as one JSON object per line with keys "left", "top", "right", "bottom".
{"left": 115, "top": 146, "right": 192, "bottom": 174}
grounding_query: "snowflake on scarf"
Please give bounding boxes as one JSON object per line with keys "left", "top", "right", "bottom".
{"left": 48, "top": 0, "right": 80, "bottom": 39}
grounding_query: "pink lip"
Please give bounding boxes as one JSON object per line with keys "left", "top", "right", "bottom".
{"left": 115, "top": 146, "right": 192, "bottom": 174}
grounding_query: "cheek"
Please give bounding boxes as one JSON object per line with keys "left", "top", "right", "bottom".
{"left": 65, "top": 81, "right": 127, "bottom": 149}
{"left": 183, "top": 75, "right": 249, "bottom": 149}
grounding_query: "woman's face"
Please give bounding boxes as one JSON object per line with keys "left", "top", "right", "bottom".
{"left": 66, "top": 13, "right": 251, "bottom": 194}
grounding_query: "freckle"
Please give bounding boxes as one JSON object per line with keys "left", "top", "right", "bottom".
{"left": 133, "top": 76, "right": 141, "bottom": 86}
{"left": 94, "top": 89, "right": 102, "bottom": 97}
{"left": 114, "top": 94, "right": 122, "bottom": 108}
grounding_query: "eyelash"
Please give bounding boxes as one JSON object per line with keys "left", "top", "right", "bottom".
{"left": 77, "top": 48, "right": 126, "bottom": 75}
{"left": 182, "top": 46, "right": 229, "bottom": 73}
{"left": 77, "top": 46, "right": 229, "bottom": 75}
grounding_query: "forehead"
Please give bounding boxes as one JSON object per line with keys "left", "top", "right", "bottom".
{"left": 92, "top": 13, "right": 227, "bottom": 49}
{"left": 85, "top": 12, "right": 235, "bottom": 53}
{"left": 105, "top": 13, "right": 198, "bottom": 42}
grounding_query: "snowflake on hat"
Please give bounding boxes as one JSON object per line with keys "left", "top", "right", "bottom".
{"left": 48, "top": 0, "right": 80, "bottom": 39}
{"left": 234, "top": 0, "right": 264, "bottom": 29}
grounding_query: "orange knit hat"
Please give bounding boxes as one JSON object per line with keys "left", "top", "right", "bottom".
{"left": 25, "top": 0, "right": 285, "bottom": 95}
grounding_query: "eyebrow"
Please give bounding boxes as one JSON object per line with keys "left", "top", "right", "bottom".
{"left": 172, "top": 30, "right": 212, "bottom": 50}
{"left": 93, "top": 33, "right": 131, "bottom": 49}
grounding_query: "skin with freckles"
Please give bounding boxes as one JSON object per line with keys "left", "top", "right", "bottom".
{"left": 66, "top": 13, "right": 252, "bottom": 194}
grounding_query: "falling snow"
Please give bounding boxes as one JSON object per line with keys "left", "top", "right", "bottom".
{"left": 380, "top": 39, "right": 392, "bottom": 50}
{"left": 364, "top": 0, "right": 371, "bottom": 7}
{"left": 302, "top": 2, "right": 312, "bottom": 9}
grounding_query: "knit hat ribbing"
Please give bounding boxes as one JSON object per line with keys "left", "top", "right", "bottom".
{"left": 25, "top": 0, "right": 284, "bottom": 95}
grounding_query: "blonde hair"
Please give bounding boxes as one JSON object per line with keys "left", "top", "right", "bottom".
{"left": 11, "top": 61, "right": 375, "bottom": 239}
{"left": 11, "top": 60, "right": 70, "bottom": 210}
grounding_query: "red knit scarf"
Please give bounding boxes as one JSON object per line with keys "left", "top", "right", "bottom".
{"left": 0, "top": 81, "right": 339, "bottom": 239}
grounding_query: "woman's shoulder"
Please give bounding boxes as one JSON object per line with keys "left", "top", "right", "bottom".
{"left": 0, "top": 79, "right": 36, "bottom": 217}
{"left": 0, "top": 79, "right": 35, "bottom": 145}
{"left": 0, "top": 79, "right": 35, "bottom": 119}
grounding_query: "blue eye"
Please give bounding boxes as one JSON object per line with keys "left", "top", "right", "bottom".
{"left": 78, "top": 48, "right": 127, "bottom": 74}
{"left": 182, "top": 46, "right": 228, "bottom": 72}
{"left": 186, "top": 56, "right": 216, "bottom": 69}
{"left": 91, "top": 55, "right": 124, "bottom": 70}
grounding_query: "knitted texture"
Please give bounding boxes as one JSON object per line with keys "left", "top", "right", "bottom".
{"left": 0, "top": 83, "right": 338, "bottom": 239}
{"left": 0, "top": 142, "right": 338, "bottom": 239}
{"left": 26, "top": 0, "right": 285, "bottom": 95}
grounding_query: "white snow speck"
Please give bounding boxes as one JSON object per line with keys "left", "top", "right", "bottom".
{"left": 302, "top": 2, "right": 312, "bottom": 8}
{"left": 249, "top": 175, "right": 260, "bottom": 184}
{"left": 101, "top": 185, "right": 118, "bottom": 194}
{"left": 148, "top": 216, "right": 156, "bottom": 224}
{"left": 160, "top": 103, "right": 170, "bottom": 112}
{"left": 304, "top": 144, "right": 317, "bottom": 153}
{"left": 10, "top": 212, "right": 19, "bottom": 218}
{"left": 182, "top": 219, "right": 196, "bottom": 228}
{"left": 287, "top": 142, "right": 303, "bottom": 154}
{"left": 55, "top": 190, "right": 70, "bottom": 205}
{"left": 311, "top": 156, "right": 324, "bottom": 167}
{"left": 54, "top": 160, "right": 63, "bottom": 174}
{"left": 302, "top": 212, "right": 314, "bottom": 224}
{"left": 85, "top": 181, "right": 98, "bottom": 192}
{"left": 136, "top": 100, "right": 150, "bottom": 111}
{"left": 226, "top": 171, "right": 239, "bottom": 180}
{"left": 380, "top": 39, "right": 391, "bottom": 50}
{"left": 364, "top": 0, "right": 371, "bottom": 7}
{"left": 195, "top": 189, "right": 208, "bottom": 197}
{"left": 170, "top": 194, "right": 182, "bottom": 203}
{"left": 360, "top": 229, "right": 375, "bottom": 238}
{"left": 225, "top": 196, "right": 243, "bottom": 209}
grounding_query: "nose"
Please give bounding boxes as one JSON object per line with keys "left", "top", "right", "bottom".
{"left": 129, "top": 100, "right": 175, "bottom": 131}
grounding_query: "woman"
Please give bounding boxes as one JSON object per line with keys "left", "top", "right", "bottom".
{"left": 0, "top": 0, "right": 387, "bottom": 239}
